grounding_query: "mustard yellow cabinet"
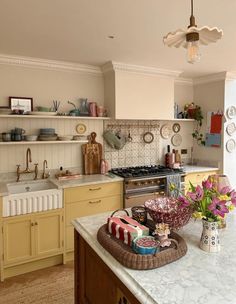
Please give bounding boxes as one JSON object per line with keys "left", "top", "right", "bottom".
{"left": 34, "top": 212, "right": 63, "bottom": 257}
{"left": 64, "top": 181, "right": 123, "bottom": 256}
{"left": 185, "top": 170, "right": 219, "bottom": 190}
{"left": 3, "top": 215, "right": 34, "bottom": 265}
{"left": 2, "top": 210, "right": 64, "bottom": 267}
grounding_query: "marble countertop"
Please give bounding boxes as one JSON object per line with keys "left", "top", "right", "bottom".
{"left": 72, "top": 211, "right": 236, "bottom": 304}
{"left": 184, "top": 165, "right": 219, "bottom": 174}
{"left": 50, "top": 173, "right": 123, "bottom": 189}
{"left": 0, "top": 173, "right": 123, "bottom": 196}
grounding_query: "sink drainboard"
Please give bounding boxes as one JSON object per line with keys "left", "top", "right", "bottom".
{"left": 3, "top": 189, "right": 63, "bottom": 217}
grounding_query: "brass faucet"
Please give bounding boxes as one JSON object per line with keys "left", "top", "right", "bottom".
{"left": 25, "top": 148, "right": 32, "bottom": 173}
{"left": 16, "top": 148, "right": 38, "bottom": 182}
{"left": 42, "top": 160, "right": 50, "bottom": 179}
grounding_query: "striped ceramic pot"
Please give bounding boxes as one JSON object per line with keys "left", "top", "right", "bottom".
{"left": 199, "top": 220, "right": 220, "bottom": 253}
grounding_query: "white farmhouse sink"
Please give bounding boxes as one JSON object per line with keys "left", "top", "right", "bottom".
{"left": 3, "top": 180, "right": 62, "bottom": 217}
{"left": 7, "top": 180, "right": 57, "bottom": 195}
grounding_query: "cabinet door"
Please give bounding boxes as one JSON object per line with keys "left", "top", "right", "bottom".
{"left": 3, "top": 216, "right": 34, "bottom": 265}
{"left": 35, "top": 211, "right": 63, "bottom": 257}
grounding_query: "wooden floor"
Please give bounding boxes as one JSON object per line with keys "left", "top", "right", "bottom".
{"left": 0, "top": 262, "right": 74, "bottom": 304}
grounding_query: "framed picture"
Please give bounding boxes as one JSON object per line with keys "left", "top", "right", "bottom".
{"left": 9, "top": 96, "right": 33, "bottom": 114}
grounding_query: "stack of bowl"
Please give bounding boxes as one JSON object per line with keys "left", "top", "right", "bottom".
{"left": 38, "top": 128, "right": 58, "bottom": 141}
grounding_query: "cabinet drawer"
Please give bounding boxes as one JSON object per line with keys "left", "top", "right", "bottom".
{"left": 66, "top": 195, "right": 122, "bottom": 225}
{"left": 64, "top": 182, "right": 123, "bottom": 203}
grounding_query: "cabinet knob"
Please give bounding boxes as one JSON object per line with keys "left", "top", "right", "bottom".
{"left": 31, "top": 223, "right": 34, "bottom": 226}
{"left": 35, "top": 222, "right": 38, "bottom": 226}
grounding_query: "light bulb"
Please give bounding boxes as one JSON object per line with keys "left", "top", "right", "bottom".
{"left": 186, "top": 40, "right": 201, "bottom": 64}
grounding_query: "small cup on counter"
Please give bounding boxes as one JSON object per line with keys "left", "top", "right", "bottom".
{"left": 131, "top": 206, "right": 147, "bottom": 225}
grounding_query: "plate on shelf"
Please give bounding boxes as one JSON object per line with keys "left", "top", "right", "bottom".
{"left": 226, "top": 139, "right": 236, "bottom": 153}
{"left": 76, "top": 123, "right": 86, "bottom": 134}
{"left": 30, "top": 111, "right": 58, "bottom": 116}
{"left": 171, "top": 134, "right": 182, "bottom": 146}
{"left": 160, "top": 124, "right": 172, "bottom": 139}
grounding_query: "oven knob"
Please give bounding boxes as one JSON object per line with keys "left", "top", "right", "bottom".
{"left": 150, "top": 180, "right": 155, "bottom": 184}
{"left": 157, "top": 180, "right": 160, "bottom": 184}
{"left": 135, "top": 182, "right": 141, "bottom": 186}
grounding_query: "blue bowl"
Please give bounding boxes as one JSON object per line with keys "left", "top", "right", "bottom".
{"left": 40, "top": 128, "right": 55, "bottom": 135}
{"left": 132, "top": 236, "right": 160, "bottom": 255}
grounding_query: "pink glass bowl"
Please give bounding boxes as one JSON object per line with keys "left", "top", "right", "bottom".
{"left": 144, "top": 197, "right": 192, "bottom": 230}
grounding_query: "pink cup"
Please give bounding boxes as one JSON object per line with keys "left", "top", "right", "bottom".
{"left": 89, "top": 102, "right": 97, "bottom": 117}
{"left": 97, "top": 106, "right": 105, "bottom": 117}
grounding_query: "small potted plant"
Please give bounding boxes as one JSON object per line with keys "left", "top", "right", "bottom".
{"left": 184, "top": 103, "right": 205, "bottom": 145}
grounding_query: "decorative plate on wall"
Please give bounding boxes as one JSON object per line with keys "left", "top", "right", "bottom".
{"left": 76, "top": 123, "right": 86, "bottom": 134}
{"left": 143, "top": 131, "right": 154, "bottom": 144}
{"left": 226, "top": 139, "right": 236, "bottom": 153}
{"left": 160, "top": 124, "right": 172, "bottom": 139}
{"left": 171, "top": 134, "right": 182, "bottom": 147}
{"left": 172, "top": 123, "right": 181, "bottom": 133}
{"left": 226, "top": 106, "right": 236, "bottom": 119}
{"left": 226, "top": 122, "right": 236, "bottom": 136}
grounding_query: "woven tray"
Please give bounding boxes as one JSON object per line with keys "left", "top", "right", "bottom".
{"left": 97, "top": 223, "right": 187, "bottom": 270}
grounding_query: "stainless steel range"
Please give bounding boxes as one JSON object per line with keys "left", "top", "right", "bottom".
{"left": 110, "top": 165, "right": 185, "bottom": 208}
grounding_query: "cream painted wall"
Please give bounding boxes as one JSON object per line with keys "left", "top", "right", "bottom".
{"left": 0, "top": 65, "right": 104, "bottom": 111}
{"left": 193, "top": 80, "right": 225, "bottom": 171}
{"left": 108, "top": 70, "right": 175, "bottom": 120}
{"left": 0, "top": 63, "right": 104, "bottom": 174}
{"left": 174, "top": 82, "right": 193, "bottom": 112}
{"left": 0, "top": 61, "right": 194, "bottom": 174}
{"left": 223, "top": 79, "right": 236, "bottom": 188}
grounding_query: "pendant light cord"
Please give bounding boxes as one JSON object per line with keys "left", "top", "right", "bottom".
{"left": 189, "top": 0, "right": 196, "bottom": 27}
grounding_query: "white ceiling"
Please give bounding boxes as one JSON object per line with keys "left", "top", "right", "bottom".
{"left": 1, "top": 0, "right": 236, "bottom": 78}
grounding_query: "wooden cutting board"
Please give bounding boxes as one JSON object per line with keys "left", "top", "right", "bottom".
{"left": 82, "top": 132, "right": 103, "bottom": 174}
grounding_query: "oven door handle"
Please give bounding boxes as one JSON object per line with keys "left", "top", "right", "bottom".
{"left": 125, "top": 193, "right": 153, "bottom": 199}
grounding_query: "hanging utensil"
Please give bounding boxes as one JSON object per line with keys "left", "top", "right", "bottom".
{"left": 127, "top": 126, "right": 133, "bottom": 142}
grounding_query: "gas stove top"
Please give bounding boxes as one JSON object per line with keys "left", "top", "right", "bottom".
{"left": 110, "top": 165, "right": 184, "bottom": 179}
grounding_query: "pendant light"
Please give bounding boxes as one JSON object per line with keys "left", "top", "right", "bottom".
{"left": 163, "top": 0, "right": 223, "bottom": 64}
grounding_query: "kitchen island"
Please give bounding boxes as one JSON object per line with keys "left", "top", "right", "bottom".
{"left": 72, "top": 210, "right": 236, "bottom": 304}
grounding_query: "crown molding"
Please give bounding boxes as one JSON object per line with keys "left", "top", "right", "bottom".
{"left": 175, "top": 77, "right": 193, "bottom": 86}
{"left": 102, "top": 61, "right": 181, "bottom": 78}
{"left": 225, "top": 72, "right": 236, "bottom": 81}
{"left": 0, "top": 54, "right": 102, "bottom": 76}
{"left": 193, "top": 72, "right": 229, "bottom": 85}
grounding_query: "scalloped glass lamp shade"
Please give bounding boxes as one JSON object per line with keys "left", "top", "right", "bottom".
{"left": 163, "top": 0, "right": 223, "bottom": 63}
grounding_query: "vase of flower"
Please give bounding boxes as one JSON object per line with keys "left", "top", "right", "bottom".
{"left": 170, "top": 174, "right": 236, "bottom": 253}
{"left": 199, "top": 220, "right": 220, "bottom": 253}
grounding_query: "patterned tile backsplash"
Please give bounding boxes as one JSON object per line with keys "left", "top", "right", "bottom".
{"left": 104, "top": 120, "right": 161, "bottom": 168}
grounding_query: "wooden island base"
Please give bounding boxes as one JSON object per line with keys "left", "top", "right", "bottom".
{"left": 74, "top": 229, "right": 141, "bottom": 304}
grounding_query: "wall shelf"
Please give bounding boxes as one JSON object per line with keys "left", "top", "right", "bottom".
{"left": 0, "top": 140, "right": 88, "bottom": 145}
{"left": 0, "top": 114, "right": 110, "bottom": 120}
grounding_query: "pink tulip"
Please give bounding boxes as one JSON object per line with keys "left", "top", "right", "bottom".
{"left": 230, "top": 190, "right": 236, "bottom": 206}
{"left": 219, "top": 186, "right": 231, "bottom": 195}
{"left": 178, "top": 196, "right": 190, "bottom": 208}
{"left": 208, "top": 197, "right": 229, "bottom": 218}
{"left": 187, "top": 185, "right": 203, "bottom": 201}
{"left": 202, "top": 179, "right": 213, "bottom": 190}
